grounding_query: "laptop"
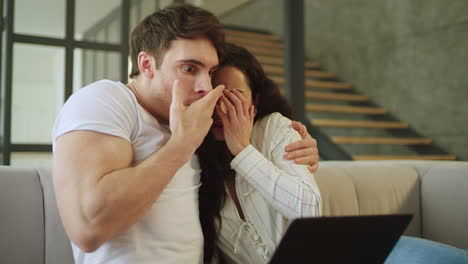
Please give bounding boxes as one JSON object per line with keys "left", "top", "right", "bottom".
{"left": 268, "top": 214, "right": 412, "bottom": 264}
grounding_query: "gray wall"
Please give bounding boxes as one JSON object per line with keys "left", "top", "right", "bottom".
{"left": 221, "top": 0, "right": 283, "bottom": 34}
{"left": 221, "top": 0, "right": 468, "bottom": 160}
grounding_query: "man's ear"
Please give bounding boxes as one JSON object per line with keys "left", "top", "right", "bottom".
{"left": 137, "top": 51, "right": 155, "bottom": 78}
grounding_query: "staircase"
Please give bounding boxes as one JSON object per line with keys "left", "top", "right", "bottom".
{"left": 224, "top": 27, "right": 456, "bottom": 161}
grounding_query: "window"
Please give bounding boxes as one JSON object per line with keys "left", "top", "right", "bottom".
{"left": 1, "top": 0, "right": 161, "bottom": 165}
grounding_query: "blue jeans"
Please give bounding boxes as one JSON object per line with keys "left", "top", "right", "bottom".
{"left": 385, "top": 236, "right": 468, "bottom": 264}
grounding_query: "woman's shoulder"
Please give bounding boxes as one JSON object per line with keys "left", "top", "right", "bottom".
{"left": 255, "top": 112, "right": 292, "bottom": 133}
{"left": 252, "top": 112, "right": 293, "bottom": 148}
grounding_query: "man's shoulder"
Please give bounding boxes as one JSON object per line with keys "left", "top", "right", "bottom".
{"left": 67, "top": 80, "right": 137, "bottom": 109}
{"left": 78, "top": 79, "right": 131, "bottom": 97}
{"left": 53, "top": 80, "right": 138, "bottom": 145}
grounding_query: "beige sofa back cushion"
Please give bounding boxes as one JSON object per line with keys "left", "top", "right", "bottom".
{"left": 314, "top": 164, "right": 421, "bottom": 237}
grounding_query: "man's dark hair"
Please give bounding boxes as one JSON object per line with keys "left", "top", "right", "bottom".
{"left": 129, "top": 4, "right": 225, "bottom": 78}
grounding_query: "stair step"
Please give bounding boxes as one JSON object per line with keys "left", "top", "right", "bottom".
{"left": 245, "top": 45, "right": 283, "bottom": 57}
{"left": 271, "top": 76, "right": 352, "bottom": 90}
{"left": 262, "top": 65, "right": 284, "bottom": 74}
{"left": 256, "top": 55, "right": 321, "bottom": 69}
{"left": 257, "top": 55, "right": 284, "bottom": 65}
{"left": 353, "top": 155, "right": 457, "bottom": 161}
{"left": 306, "top": 92, "right": 368, "bottom": 102}
{"left": 311, "top": 119, "right": 408, "bottom": 128}
{"left": 331, "top": 137, "right": 432, "bottom": 145}
{"left": 306, "top": 70, "right": 335, "bottom": 79}
{"left": 225, "top": 30, "right": 321, "bottom": 68}
{"left": 263, "top": 65, "right": 335, "bottom": 79}
{"left": 306, "top": 61, "right": 321, "bottom": 69}
{"left": 307, "top": 104, "right": 388, "bottom": 114}
{"left": 227, "top": 35, "right": 283, "bottom": 49}
{"left": 224, "top": 28, "right": 280, "bottom": 41}
{"left": 226, "top": 28, "right": 456, "bottom": 162}
{"left": 306, "top": 80, "right": 352, "bottom": 89}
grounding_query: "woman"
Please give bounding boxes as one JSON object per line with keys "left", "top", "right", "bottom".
{"left": 198, "top": 43, "right": 468, "bottom": 264}
{"left": 197, "top": 43, "right": 322, "bottom": 264}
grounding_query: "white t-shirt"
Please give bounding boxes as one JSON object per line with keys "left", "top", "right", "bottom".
{"left": 52, "top": 80, "right": 204, "bottom": 264}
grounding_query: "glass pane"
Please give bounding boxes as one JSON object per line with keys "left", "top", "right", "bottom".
{"left": 108, "top": 18, "right": 120, "bottom": 44}
{"left": 12, "top": 44, "right": 64, "bottom": 144}
{"left": 141, "top": 0, "right": 157, "bottom": 14}
{"left": 14, "top": 0, "right": 65, "bottom": 38}
{"left": 11, "top": 152, "right": 52, "bottom": 167}
{"left": 96, "top": 30, "right": 106, "bottom": 43}
{"left": 75, "top": 0, "right": 121, "bottom": 44}
{"left": 0, "top": 31, "right": 6, "bottom": 161}
{"left": 130, "top": 0, "right": 158, "bottom": 35}
{"left": 73, "top": 48, "right": 121, "bottom": 92}
{"left": 159, "top": 0, "right": 173, "bottom": 9}
{"left": 187, "top": 0, "right": 251, "bottom": 16}
{"left": 130, "top": 1, "right": 140, "bottom": 32}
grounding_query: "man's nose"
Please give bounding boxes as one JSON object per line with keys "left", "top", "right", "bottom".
{"left": 195, "top": 74, "right": 213, "bottom": 96}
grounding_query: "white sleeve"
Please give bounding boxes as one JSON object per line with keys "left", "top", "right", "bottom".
{"left": 230, "top": 113, "right": 322, "bottom": 219}
{"left": 52, "top": 81, "right": 137, "bottom": 148}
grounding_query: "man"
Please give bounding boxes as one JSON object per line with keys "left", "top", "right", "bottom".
{"left": 52, "top": 4, "right": 319, "bottom": 263}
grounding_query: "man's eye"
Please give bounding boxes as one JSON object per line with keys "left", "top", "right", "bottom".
{"left": 182, "top": 65, "right": 195, "bottom": 72}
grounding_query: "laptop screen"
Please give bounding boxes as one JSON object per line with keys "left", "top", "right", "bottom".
{"left": 269, "top": 214, "right": 412, "bottom": 264}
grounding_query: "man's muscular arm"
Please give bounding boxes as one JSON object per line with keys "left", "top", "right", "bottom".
{"left": 53, "top": 81, "right": 224, "bottom": 252}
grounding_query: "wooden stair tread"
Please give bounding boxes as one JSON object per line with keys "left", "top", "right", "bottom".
{"left": 224, "top": 28, "right": 280, "bottom": 41}
{"left": 227, "top": 35, "right": 283, "bottom": 49}
{"left": 271, "top": 76, "right": 352, "bottom": 89}
{"left": 245, "top": 46, "right": 283, "bottom": 56}
{"left": 353, "top": 155, "right": 457, "bottom": 161}
{"left": 311, "top": 119, "right": 408, "bottom": 128}
{"left": 225, "top": 31, "right": 320, "bottom": 68}
{"left": 306, "top": 104, "right": 388, "bottom": 114}
{"left": 306, "top": 61, "right": 321, "bottom": 68}
{"left": 306, "top": 92, "right": 368, "bottom": 102}
{"left": 306, "top": 71, "right": 335, "bottom": 79}
{"left": 256, "top": 56, "right": 321, "bottom": 69}
{"left": 306, "top": 80, "right": 351, "bottom": 89}
{"left": 256, "top": 55, "right": 284, "bottom": 65}
{"left": 263, "top": 65, "right": 335, "bottom": 79}
{"left": 331, "top": 137, "right": 432, "bottom": 145}
{"left": 262, "top": 64, "right": 286, "bottom": 74}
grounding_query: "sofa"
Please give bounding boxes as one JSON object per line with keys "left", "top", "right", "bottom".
{"left": 1, "top": 161, "right": 467, "bottom": 263}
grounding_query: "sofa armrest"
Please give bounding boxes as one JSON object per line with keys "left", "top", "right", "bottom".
{"left": 419, "top": 162, "right": 468, "bottom": 249}
{"left": 36, "top": 167, "right": 74, "bottom": 264}
{"left": 0, "top": 166, "right": 45, "bottom": 264}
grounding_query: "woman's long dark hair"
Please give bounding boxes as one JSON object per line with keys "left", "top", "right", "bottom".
{"left": 197, "top": 43, "right": 293, "bottom": 263}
